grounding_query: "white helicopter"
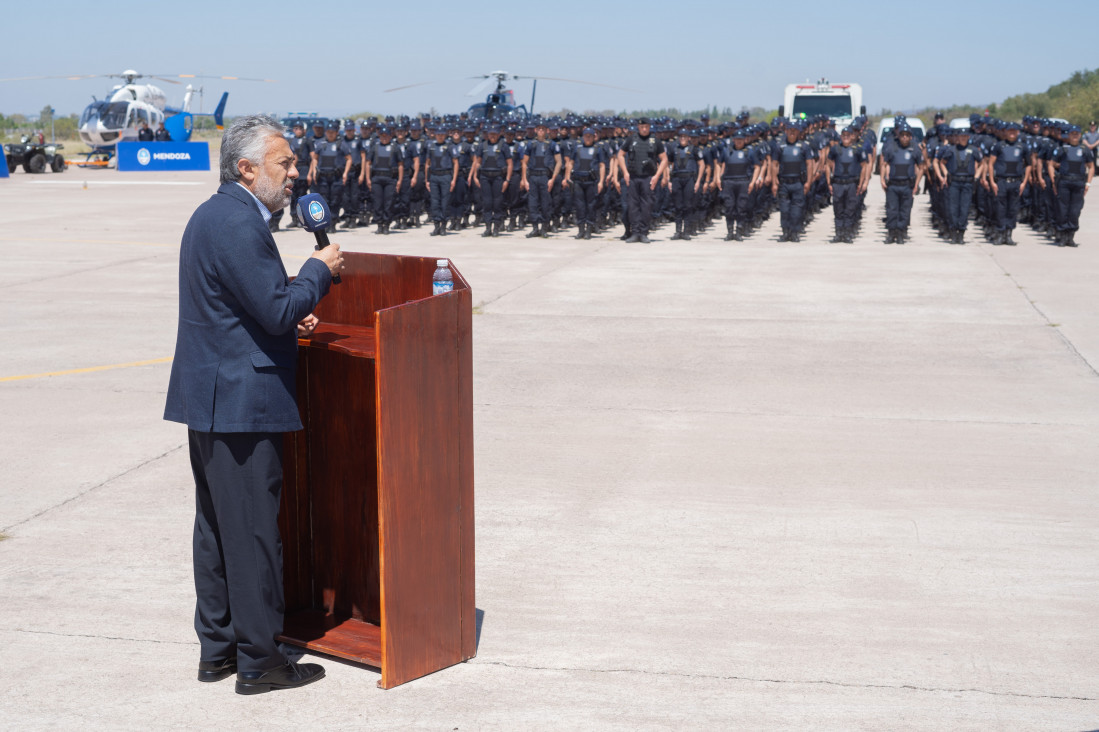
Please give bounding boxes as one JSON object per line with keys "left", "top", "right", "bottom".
{"left": 76, "top": 70, "right": 233, "bottom": 161}
{"left": 2, "top": 69, "right": 271, "bottom": 163}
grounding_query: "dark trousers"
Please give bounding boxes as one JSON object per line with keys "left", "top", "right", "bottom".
{"left": 626, "top": 176, "right": 654, "bottom": 235}
{"left": 371, "top": 176, "right": 397, "bottom": 224}
{"left": 995, "top": 178, "right": 1022, "bottom": 231}
{"left": 572, "top": 179, "right": 598, "bottom": 225}
{"left": 429, "top": 175, "right": 452, "bottom": 222}
{"left": 777, "top": 180, "right": 805, "bottom": 231}
{"left": 189, "top": 430, "right": 286, "bottom": 674}
{"left": 885, "top": 181, "right": 915, "bottom": 230}
{"left": 480, "top": 174, "right": 505, "bottom": 225}
{"left": 342, "top": 171, "right": 360, "bottom": 219}
{"left": 946, "top": 179, "right": 973, "bottom": 231}
{"left": 527, "top": 174, "right": 552, "bottom": 224}
{"left": 312, "top": 174, "right": 343, "bottom": 218}
{"left": 722, "top": 178, "right": 750, "bottom": 223}
{"left": 831, "top": 181, "right": 859, "bottom": 229}
{"left": 671, "top": 176, "right": 695, "bottom": 225}
{"left": 448, "top": 174, "right": 469, "bottom": 220}
{"left": 1057, "top": 179, "right": 1087, "bottom": 232}
{"left": 290, "top": 172, "right": 310, "bottom": 223}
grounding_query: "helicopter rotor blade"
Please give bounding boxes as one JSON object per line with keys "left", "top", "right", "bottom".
{"left": 465, "top": 77, "right": 496, "bottom": 98}
{"left": 514, "top": 75, "right": 642, "bottom": 93}
{"left": 174, "top": 74, "right": 277, "bottom": 83}
{"left": 383, "top": 80, "right": 440, "bottom": 93}
{"left": 0, "top": 74, "right": 101, "bottom": 82}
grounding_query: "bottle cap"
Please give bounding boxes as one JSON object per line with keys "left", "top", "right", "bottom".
{"left": 437, "top": 259, "right": 449, "bottom": 267}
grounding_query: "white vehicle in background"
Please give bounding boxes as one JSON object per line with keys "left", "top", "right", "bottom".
{"left": 949, "top": 117, "right": 971, "bottom": 129}
{"left": 876, "top": 117, "right": 927, "bottom": 156}
{"left": 874, "top": 117, "right": 926, "bottom": 173}
{"left": 779, "top": 80, "right": 865, "bottom": 126}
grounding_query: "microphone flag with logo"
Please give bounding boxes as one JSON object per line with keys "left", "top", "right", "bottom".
{"left": 296, "top": 193, "right": 340, "bottom": 284}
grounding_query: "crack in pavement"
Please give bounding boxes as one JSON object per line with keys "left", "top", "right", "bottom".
{"left": 472, "top": 660, "right": 1097, "bottom": 702}
{"left": 981, "top": 246, "right": 1099, "bottom": 378}
{"left": 0, "top": 627, "right": 194, "bottom": 647}
{"left": 0, "top": 443, "right": 186, "bottom": 534}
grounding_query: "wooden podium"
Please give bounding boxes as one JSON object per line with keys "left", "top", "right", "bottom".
{"left": 277, "top": 252, "right": 475, "bottom": 689}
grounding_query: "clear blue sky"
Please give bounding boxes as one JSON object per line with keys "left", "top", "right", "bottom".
{"left": 1, "top": 0, "right": 1090, "bottom": 120}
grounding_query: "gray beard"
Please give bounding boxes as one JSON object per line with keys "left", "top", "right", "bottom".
{"left": 253, "top": 172, "right": 290, "bottom": 212}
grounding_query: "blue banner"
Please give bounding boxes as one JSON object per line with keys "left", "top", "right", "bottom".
{"left": 0, "top": 147, "right": 9, "bottom": 178}
{"left": 117, "top": 141, "right": 210, "bottom": 171}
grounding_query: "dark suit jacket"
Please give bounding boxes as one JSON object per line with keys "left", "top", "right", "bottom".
{"left": 164, "top": 183, "right": 331, "bottom": 432}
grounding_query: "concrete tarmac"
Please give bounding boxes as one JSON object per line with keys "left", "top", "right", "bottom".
{"left": 0, "top": 168, "right": 1097, "bottom": 730}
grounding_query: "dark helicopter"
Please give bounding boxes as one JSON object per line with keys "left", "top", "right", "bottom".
{"left": 383, "top": 71, "right": 637, "bottom": 120}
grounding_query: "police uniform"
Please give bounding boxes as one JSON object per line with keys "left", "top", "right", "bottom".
{"left": 988, "top": 123, "right": 1030, "bottom": 245}
{"left": 523, "top": 127, "right": 561, "bottom": 238}
{"left": 772, "top": 122, "right": 815, "bottom": 242}
{"left": 668, "top": 132, "right": 704, "bottom": 241}
{"left": 472, "top": 130, "right": 512, "bottom": 237}
{"left": 285, "top": 123, "right": 312, "bottom": 228}
{"left": 880, "top": 126, "right": 924, "bottom": 244}
{"left": 339, "top": 121, "right": 363, "bottom": 228}
{"left": 935, "top": 129, "right": 981, "bottom": 244}
{"left": 715, "top": 132, "right": 758, "bottom": 241}
{"left": 425, "top": 129, "right": 459, "bottom": 236}
{"left": 310, "top": 121, "right": 348, "bottom": 221}
{"left": 1050, "top": 126, "right": 1095, "bottom": 246}
{"left": 827, "top": 131, "right": 868, "bottom": 243}
{"left": 618, "top": 118, "right": 666, "bottom": 243}
{"left": 566, "top": 129, "right": 607, "bottom": 240}
{"left": 365, "top": 129, "right": 404, "bottom": 234}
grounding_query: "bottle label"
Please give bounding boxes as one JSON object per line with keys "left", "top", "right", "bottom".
{"left": 433, "top": 281, "right": 453, "bottom": 296}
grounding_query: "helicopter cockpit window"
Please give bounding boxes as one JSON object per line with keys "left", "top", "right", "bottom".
{"left": 100, "top": 102, "right": 130, "bottom": 129}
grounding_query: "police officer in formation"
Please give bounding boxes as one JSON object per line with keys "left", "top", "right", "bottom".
{"left": 361, "top": 126, "right": 404, "bottom": 234}
{"left": 285, "top": 121, "right": 313, "bottom": 229}
{"left": 879, "top": 124, "right": 924, "bottom": 244}
{"left": 424, "top": 126, "right": 459, "bottom": 236}
{"left": 521, "top": 121, "right": 561, "bottom": 239}
{"left": 771, "top": 121, "right": 815, "bottom": 242}
{"left": 308, "top": 120, "right": 349, "bottom": 222}
{"left": 471, "top": 125, "right": 513, "bottom": 237}
{"left": 824, "top": 125, "right": 869, "bottom": 243}
{"left": 933, "top": 127, "right": 982, "bottom": 244}
{"left": 270, "top": 111, "right": 1091, "bottom": 248}
{"left": 1047, "top": 125, "right": 1095, "bottom": 247}
{"left": 714, "top": 130, "right": 761, "bottom": 241}
{"left": 616, "top": 117, "right": 668, "bottom": 243}
{"left": 563, "top": 127, "right": 607, "bottom": 240}
{"left": 667, "top": 129, "right": 706, "bottom": 241}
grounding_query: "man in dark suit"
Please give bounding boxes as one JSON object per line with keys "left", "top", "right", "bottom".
{"left": 164, "top": 114, "right": 343, "bottom": 695}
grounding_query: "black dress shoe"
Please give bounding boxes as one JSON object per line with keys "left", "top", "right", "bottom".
{"left": 197, "top": 657, "right": 237, "bottom": 683}
{"left": 236, "top": 660, "right": 325, "bottom": 695}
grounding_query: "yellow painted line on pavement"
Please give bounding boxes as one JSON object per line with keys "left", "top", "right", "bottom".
{"left": 1, "top": 357, "right": 172, "bottom": 383}
{"left": 0, "top": 236, "right": 172, "bottom": 247}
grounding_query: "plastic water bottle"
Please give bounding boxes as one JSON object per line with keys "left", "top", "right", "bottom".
{"left": 432, "top": 258, "right": 453, "bottom": 295}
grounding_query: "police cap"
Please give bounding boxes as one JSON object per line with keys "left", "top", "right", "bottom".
{"left": 344, "top": 120, "right": 356, "bottom": 131}
{"left": 638, "top": 117, "right": 652, "bottom": 125}
{"left": 582, "top": 127, "right": 595, "bottom": 136}
{"left": 1004, "top": 122, "right": 1022, "bottom": 131}
{"left": 292, "top": 121, "right": 304, "bottom": 129}
{"left": 326, "top": 120, "right": 340, "bottom": 131}
{"left": 377, "top": 126, "right": 392, "bottom": 136}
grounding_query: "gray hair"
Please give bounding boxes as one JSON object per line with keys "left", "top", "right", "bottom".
{"left": 219, "top": 114, "right": 285, "bottom": 184}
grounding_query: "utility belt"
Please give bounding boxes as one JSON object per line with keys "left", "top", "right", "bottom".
{"left": 1059, "top": 174, "right": 1087, "bottom": 182}
{"left": 832, "top": 177, "right": 858, "bottom": 184}
{"left": 888, "top": 178, "right": 913, "bottom": 186}
{"left": 572, "top": 172, "right": 595, "bottom": 180}
{"left": 999, "top": 176, "right": 1022, "bottom": 182}
{"left": 371, "top": 171, "right": 395, "bottom": 179}
{"left": 430, "top": 170, "right": 452, "bottom": 178}
{"left": 950, "top": 175, "right": 973, "bottom": 182}
{"left": 722, "top": 175, "right": 750, "bottom": 181}
{"left": 529, "top": 168, "right": 550, "bottom": 176}
{"left": 673, "top": 171, "right": 696, "bottom": 178}
{"left": 778, "top": 175, "right": 803, "bottom": 183}
{"left": 480, "top": 170, "right": 503, "bottom": 178}
{"left": 317, "top": 170, "right": 338, "bottom": 179}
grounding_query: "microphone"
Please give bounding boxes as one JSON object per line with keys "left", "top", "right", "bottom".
{"left": 295, "top": 192, "right": 341, "bottom": 284}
